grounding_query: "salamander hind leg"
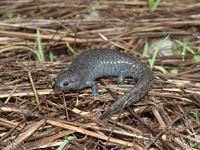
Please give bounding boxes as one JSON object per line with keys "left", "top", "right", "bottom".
{"left": 117, "top": 70, "right": 125, "bottom": 86}
{"left": 100, "top": 98, "right": 125, "bottom": 119}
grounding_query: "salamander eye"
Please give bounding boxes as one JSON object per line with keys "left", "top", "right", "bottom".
{"left": 63, "top": 81, "right": 69, "bottom": 87}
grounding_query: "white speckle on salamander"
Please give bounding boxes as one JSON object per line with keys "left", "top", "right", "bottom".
{"left": 117, "top": 60, "right": 123, "bottom": 64}
{"left": 131, "top": 65, "right": 136, "bottom": 68}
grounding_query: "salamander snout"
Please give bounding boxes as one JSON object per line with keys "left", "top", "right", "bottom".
{"left": 52, "top": 80, "right": 69, "bottom": 90}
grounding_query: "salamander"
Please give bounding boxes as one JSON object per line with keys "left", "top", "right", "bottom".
{"left": 53, "top": 49, "right": 153, "bottom": 119}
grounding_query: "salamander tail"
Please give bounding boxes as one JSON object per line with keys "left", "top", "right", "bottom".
{"left": 100, "top": 71, "right": 153, "bottom": 119}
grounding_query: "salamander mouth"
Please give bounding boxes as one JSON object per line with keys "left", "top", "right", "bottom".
{"left": 52, "top": 82, "right": 64, "bottom": 90}
{"left": 52, "top": 82, "right": 58, "bottom": 89}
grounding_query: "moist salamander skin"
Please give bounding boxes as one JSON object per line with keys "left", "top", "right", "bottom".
{"left": 53, "top": 49, "right": 153, "bottom": 119}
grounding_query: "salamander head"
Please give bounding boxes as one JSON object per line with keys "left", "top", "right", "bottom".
{"left": 53, "top": 69, "right": 81, "bottom": 91}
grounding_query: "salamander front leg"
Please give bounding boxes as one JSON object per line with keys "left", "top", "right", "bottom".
{"left": 87, "top": 81, "right": 100, "bottom": 96}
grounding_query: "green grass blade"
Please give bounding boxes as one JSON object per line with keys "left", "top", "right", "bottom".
{"left": 66, "top": 42, "right": 77, "bottom": 55}
{"left": 35, "top": 28, "right": 45, "bottom": 62}
{"left": 170, "top": 68, "right": 178, "bottom": 74}
{"left": 0, "top": 46, "right": 35, "bottom": 54}
{"left": 57, "top": 135, "right": 77, "bottom": 150}
{"left": 175, "top": 38, "right": 195, "bottom": 61}
{"left": 49, "top": 52, "right": 56, "bottom": 62}
{"left": 149, "top": 35, "right": 169, "bottom": 69}
{"left": 193, "top": 55, "right": 200, "bottom": 61}
{"left": 153, "top": 65, "right": 168, "bottom": 73}
{"left": 148, "top": 0, "right": 161, "bottom": 12}
{"left": 143, "top": 41, "right": 149, "bottom": 58}
{"left": 3, "top": 12, "right": 15, "bottom": 20}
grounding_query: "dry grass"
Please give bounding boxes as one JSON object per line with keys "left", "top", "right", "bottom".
{"left": 0, "top": 0, "right": 200, "bottom": 149}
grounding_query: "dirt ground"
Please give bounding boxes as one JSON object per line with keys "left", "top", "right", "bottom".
{"left": 0, "top": 0, "right": 200, "bottom": 149}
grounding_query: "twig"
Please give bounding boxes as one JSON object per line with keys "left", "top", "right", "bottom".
{"left": 5, "top": 85, "right": 17, "bottom": 104}
{"left": 46, "top": 117, "right": 142, "bottom": 148}
{"left": 4, "top": 119, "right": 46, "bottom": 150}
{"left": 28, "top": 72, "right": 41, "bottom": 110}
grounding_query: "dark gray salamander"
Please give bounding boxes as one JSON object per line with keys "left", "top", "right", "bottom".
{"left": 53, "top": 49, "right": 153, "bottom": 119}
